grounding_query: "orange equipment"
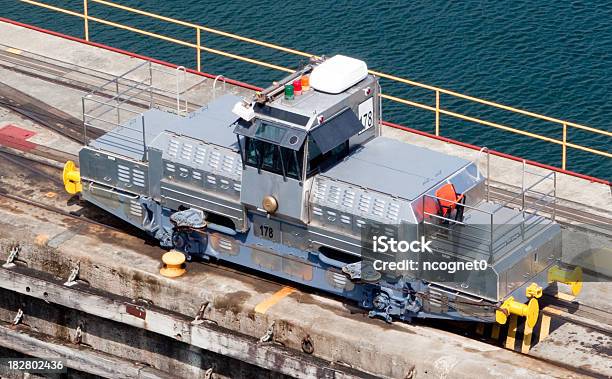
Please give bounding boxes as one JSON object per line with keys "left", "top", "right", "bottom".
{"left": 434, "top": 183, "right": 465, "bottom": 222}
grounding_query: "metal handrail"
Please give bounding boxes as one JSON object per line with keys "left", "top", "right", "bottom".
{"left": 15, "top": 0, "right": 612, "bottom": 175}
{"left": 175, "top": 66, "right": 187, "bottom": 115}
{"left": 494, "top": 171, "right": 555, "bottom": 212}
{"left": 421, "top": 159, "right": 556, "bottom": 259}
{"left": 213, "top": 75, "right": 226, "bottom": 100}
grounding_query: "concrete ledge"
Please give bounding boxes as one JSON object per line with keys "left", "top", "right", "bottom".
{"left": 0, "top": 197, "right": 581, "bottom": 378}
{"left": 0, "top": 266, "right": 363, "bottom": 379}
{"left": 0, "top": 323, "right": 174, "bottom": 379}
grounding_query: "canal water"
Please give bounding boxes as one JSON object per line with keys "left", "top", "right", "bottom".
{"left": 3, "top": 1, "right": 611, "bottom": 179}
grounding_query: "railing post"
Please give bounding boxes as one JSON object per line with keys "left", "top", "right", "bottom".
{"left": 83, "top": 0, "right": 90, "bottom": 41}
{"left": 521, "top": 159, "right": 526, "bottom": 216}
{"left": 196, "top": 27, "right": 202, "bottom": 72}
{"left": 213, "top": 75, "right": 225, "bottom": 100}
{"left": 552, "top": 172, "right": 557, "bottom": 221}
{"left": 82, "top": 97, "right": 87, "bottom": 145}
{"left": 486, "top": 148, "right": 490, "bottom": 202}
{"left": 148, "top": 61, "right": 154, "bottom": 108}
{"left": 435, "top": 90, "right": 440, "bottom": 136}
{"left": 175, "top": 66, "right": 186, "bottom": 115}
{"left": 520, "top": 159, "right": 526, "bottom": 239}
{"left": 489, "top": 213, "right": 494, "bottom": 260}
{"left": 562, "top": 122, "right": 567, "bottom": 170}
{"left": 141, "top": 114, "right": 147, "bottom": 161}
{"left": 115, "top": 79, "right": 120, "bottom": 125}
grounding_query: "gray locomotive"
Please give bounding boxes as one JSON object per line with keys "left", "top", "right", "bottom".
{"left": 63, "top": 55, "right": 582, "bottom": 327}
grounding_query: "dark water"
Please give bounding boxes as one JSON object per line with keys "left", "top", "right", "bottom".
{"left": 2, "top": 1, "right": 611, "bottom": 179}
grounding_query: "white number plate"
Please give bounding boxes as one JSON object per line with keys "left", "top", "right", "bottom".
{"left": 358, "top": 97, "right": 374, "bottom": 131}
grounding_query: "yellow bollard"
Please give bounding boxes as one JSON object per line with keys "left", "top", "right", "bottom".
{"left": 548, "top": 265, "right": 583, "bottom": 296}
{"left": 62, "top": 161, "right": 82, "bottom": 194}
{"left": 496, "top": 296, "right": 539, "bottom": 329}
{"left": 160, "top": 250, "right": 186, "bottom": 278}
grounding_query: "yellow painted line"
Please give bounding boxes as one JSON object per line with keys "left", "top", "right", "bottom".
{"left": 521, "top": 321, "right": 533, "bottom": 354}
{"left": 505, "top": 315, "right": 517, "bottom": 350}
{"left": 491, "top": 324, "right": 500, "bottom": 340}
{"left": 6, "top": 47, "right": 22, "bottom": 55}
{"left": 539, "top": 314, "right": 551, "bottom": 340}
{"left": 34, "top": 234, "right": 49, "bottom": 246}
{"left": 254, "top": 286, "right": 296, "bottom": 314}
{"left": 555, "top": 291, "right": 576, "bottom": 302}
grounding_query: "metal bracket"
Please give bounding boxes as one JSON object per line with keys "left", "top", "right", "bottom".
{"left": 259, "top": 321, "right": 275, "bottom": 343}
{"left": 64, "top": 263, "right": 80, "bottom": 287}
{"left": 13, "top": 308, "right": 23, "bottom": 325}
{"left": 2, "top": 245, "right": 21, "bottom": 269}
{"left": 191, "top": 302, "right": 210, "bottom": 325}
{"left": 75, "top": 325, "right": 83, "bottom": 344}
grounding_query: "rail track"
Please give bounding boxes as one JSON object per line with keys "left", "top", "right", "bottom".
{"left": 0, "top": 81, "right": 102, "bottom": 143}
{"left": 0, "top": 44, "right": 204, "bottom": 115}
{"left": 541, "top": 293, "right": 612, "bottom": 337}
{"left": 489, "top": 182, "right": 612, "bottom": 237}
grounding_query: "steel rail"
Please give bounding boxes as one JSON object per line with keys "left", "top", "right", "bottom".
{"left": 0, "top": 192, "right": 124, "bottom": 232}
{"left": 0, "top": 46, "right": 202, "bottom": 113}
{"left": 540, "top": 293, "right": 612, "bottom": 336}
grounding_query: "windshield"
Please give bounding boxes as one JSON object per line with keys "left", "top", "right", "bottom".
{"left": 244, "top": 137, "right": 303, "bottom": 180}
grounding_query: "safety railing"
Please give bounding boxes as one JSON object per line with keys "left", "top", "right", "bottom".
{"left": 422, "top": 162, "right": 556, "bottom": 261}
{"left": 15, "top": 0, "right": 612, "bottom": 175}
{"left": 82, "top": 60, "right": 187, "bottom": 160}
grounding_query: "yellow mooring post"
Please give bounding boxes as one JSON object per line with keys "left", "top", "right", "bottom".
{"left": 160, "top": 250, "right": 186, "bottom": 278}
{"left": 62, "top": 161, "right": 82, "bottom": 194}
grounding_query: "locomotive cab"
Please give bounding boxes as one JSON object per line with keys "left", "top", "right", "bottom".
{"left": 234, "top": 55, "right": 380, "bottom": 223}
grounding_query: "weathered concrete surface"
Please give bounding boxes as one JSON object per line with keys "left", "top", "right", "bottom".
{"left": 0, "top": 22, "right": 253, "bottom": 120}
{"left": 0, "top": 197, "right": 587, "bottom": 379}
{"left": 0, "top": 322, "right": 176, "bottom": 379}
{"left": 0, "top": 283, "right": 304, "bottom": 379}
{"left": 529, "top": 322, "right": 612, "bottom": 377}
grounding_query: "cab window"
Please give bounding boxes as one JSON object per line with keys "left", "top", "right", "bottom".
{"left": 244, "top": 137, "right": 303, "bottom": 180}
{"left": 307, "top": 137, "right": 349, "bottom": 177}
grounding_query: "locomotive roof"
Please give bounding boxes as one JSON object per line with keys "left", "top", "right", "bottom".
{"left": 91, "top": 94, "right": 242, "bottom": 159}
{"left": 320, "top": 137, "right": 470, "bottom": 201}
{"left": 253, "top": 74, "right": 377, "bottom": 131}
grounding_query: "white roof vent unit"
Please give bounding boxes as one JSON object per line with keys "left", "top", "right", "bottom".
{"left": 310, "top": 55, "right": 368, "bottom": 94}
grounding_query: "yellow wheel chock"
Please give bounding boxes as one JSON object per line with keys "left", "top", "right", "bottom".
{"left": 496, "top": 296, "right": 539, "bottom": 328}
{"left": 160, "top": 250, "right": 186, "bottom": 278}
{"left": 62, "top": 160, "right": 82, "bottom": 194}
{"left": 548, "top": 265, "right": 583, "bottom": 296}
